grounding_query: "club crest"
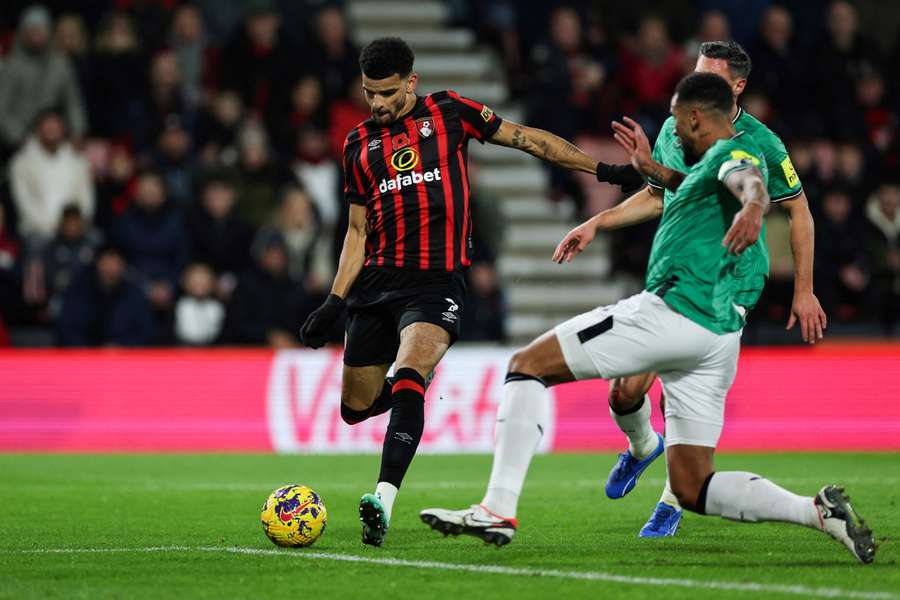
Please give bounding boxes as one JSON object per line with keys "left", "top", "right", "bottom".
{"left": 417, "top": 118, "right": 434, "bottom": 138}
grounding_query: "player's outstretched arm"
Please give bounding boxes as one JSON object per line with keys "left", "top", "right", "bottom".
{"left": 299, "top": 204, "right": 367, "bottom": 348}
{"left": 488, "top": 120, "right": 597, "bottom": 174}
{"left": 780, "top": 192, "right": 827, "bottom": 343}
{"left": 552, "top": 186, "right": 663, "bottom": 263}
{"left": 612, "top": 117, "right": 685, "bottom": 191}
{"left": 722, "top": 166, "right": 769, "bottom": 255}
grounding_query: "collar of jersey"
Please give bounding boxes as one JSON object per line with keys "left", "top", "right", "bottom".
{"left": 732, "top": 106, "right": 743, "bottom": 124}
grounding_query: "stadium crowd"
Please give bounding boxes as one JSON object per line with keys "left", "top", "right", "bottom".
{"left": 0, "top": 0, "right": 897, "bottom": 347}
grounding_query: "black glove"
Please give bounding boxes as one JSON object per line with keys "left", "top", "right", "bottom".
{"left": 299, "top": 293, "right": 346, "bottom": 349}
{"left": 596, "top": 162, "right": 646, "bottom": 195}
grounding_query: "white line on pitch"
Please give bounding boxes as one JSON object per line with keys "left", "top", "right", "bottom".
{"left": 8, "top": 546, "right": 897, "bottom": 600}
{"left": 10, "top": 477, "right": 900, "bottom": 493}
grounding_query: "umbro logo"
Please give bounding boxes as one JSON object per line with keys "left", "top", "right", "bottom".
{"left": 394, "top": 432, "right": 414, "bottom": 444}
{"left": 442, "top": 298, "right": 459, "bottom": 323}
{"left": 368, "top": 138, "right": 382, "bottom": 150}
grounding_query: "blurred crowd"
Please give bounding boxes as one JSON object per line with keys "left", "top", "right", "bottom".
{"left": 0, "top": 1, "right": 897, "bottom": 348}
{"left": 458, "top": 0, "right": 900, "bottom": 336}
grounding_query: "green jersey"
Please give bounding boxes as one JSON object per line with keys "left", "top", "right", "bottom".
{"left": 648, "top": 107, "right": 802, "bottom": 202}
{"left": 645, "top": 133, "right": 770, "bottom": 334}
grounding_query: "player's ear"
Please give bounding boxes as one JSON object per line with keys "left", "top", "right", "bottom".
{"left": 733, "top": 78, "right": 747, "bottom": 97}
{"left": 406, "top": 73, "right": 418, "bottom": 93}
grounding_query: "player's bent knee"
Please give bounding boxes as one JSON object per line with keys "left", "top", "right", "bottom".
{"left": 670, "top": 480, "right": 701, "bottom": 511}
{"left": 507, "top": 347, "right": 542, "bottom": 378}
{"left": 608, "top": 378, "right": 642, "bottom": 412}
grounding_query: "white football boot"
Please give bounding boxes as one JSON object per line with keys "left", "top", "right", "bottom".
{"left": 420, "top": 504, "right": 517, "bottom": 547}
{"left": 815, "top": 485, "right": 876, "bottom": 563}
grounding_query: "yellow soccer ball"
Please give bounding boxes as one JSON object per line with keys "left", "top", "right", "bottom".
{"left": 261, "top": 484, "right": 327, "bottom": 547}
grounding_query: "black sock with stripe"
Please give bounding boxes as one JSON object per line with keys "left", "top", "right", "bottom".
{"left": 377, "top": 368, "right": 425, "bottom": 488}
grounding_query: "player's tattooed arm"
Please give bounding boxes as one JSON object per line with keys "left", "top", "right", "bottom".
{"left": 722, "top": 166, "right": 769, "bottom": 255}
{"left": 612, "top": 117, "right": 685, "bottom": 191}
{"left": 330, "top": 204, "right": 368, "bottom": 298}
{"left": 489, "top": 120, "right": 597, "bottom": 174}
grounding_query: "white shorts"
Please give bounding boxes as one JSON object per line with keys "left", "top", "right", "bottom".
{"left": 554, "top": 291, "right": 740, "bottom": 448}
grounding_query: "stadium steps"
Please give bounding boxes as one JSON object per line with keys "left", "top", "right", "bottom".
{"left": 347, "top": 0, "right": 624, "bottom": 343}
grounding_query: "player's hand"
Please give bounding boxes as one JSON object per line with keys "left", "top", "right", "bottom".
{"left": 787, "top": 291, "right": 827, "bottom": 344}
{"left": 299, "top": 294, "right": 346, "bottom": 349}
{"left": 553, "top": 220, "right": 597, "bottom": 263}
{"left": 722, "top": 204, "right": 763, "bottom": 255}
{"left": 612, "top": 117, "right": 654, "bottom": 176}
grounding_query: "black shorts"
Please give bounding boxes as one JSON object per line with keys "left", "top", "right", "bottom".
{"left": 343, "top": 266, "right": 466, "bottom": 367}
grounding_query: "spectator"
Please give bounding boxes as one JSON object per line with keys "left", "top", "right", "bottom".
{"left": 274, "top": 75, "right": 328, "bottom": 157}
{"left": 328, "top": 75, "right": 370, "bottom": 159}
{"left": 310, "top": 6, "right": 359, "bottom": 105}
{"left": 42, "top": 204, "right": 100, "bottom": 319}
{"left": 233, "top": 122, "right": 282, "bottom": 227}
{"left": 135, "top": 50, "right": 195, "bottom": 154}
{"left": 259, "top": 185, "right": 331, "bottom": 292}
{"left": 529, "top": 5, "right": 611, "bottom": 140}
{"left": 196, "top": 90, "right": 245, "bottom": 167}
{"left": 856, "top": 68, "right": 896, "bottom": 154}
{"left": 291, "top": 127, "right": 340, "bottom": 230}
{"left": 619, "top": 15, "right": 685, "bottom": 138}
{"left": 0, "top": 204, "right": 23, "bottom": 330}
{"left": 814, "top": 187, "right": 871, "bottom": 321}
{"left": 683, "top": 10, "right": 731, "bottom": 66}
{"left": 865, "top": 181, "right": 900, "bottom": 333}
{"left": 749, "top": 5, "right": 809, "bottom": 131}
{"left": 0, "top": 5, "right": 87, "bottom": 154}
{"left": 88, "top": 12, "right": 147, "bottom": 139}
{"left": 57, "top": 244, "right": 154, "bottom": 347}
{"left": 94, "top": 143, "right": 138, "bottom": 238}
{"left": 10, "top": 109, "right": 94, "bottom": 251}
{"left": 113, "top": 171, "right": 188, "bottom": 316}
{"left": 174, "top": 262, "right": 225, "bottom": 346}
{"left": 53, "top": 13, "right": 90, "bottom": 104}
{"left": 186, "top": 173, "right": 255, "bottom": 293}
{"left": 219, "top": 0, "right": 294, "bottom": 122}
{"left": 528, "top": 6, "right": 612, "bottom": 214}
{"left": 226, "top": 231, "right": 309, "bottom": 347}
{"left": 150, "top": 115, "right": 196, "bottom": 208}
{"left": 169, "top": 4, "right": 208, "bottom": 108}
{"left": 816, "top": 0, "right": 884, "bottom": 140}
{"left": 460, "top": 261, "right": 507, "bottom": 342}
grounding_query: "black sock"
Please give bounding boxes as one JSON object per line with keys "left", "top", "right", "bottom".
{"left": 377, "top": 367, "right": 425, "bottom": 488}
{"left": 369, "top": 378, "right": 393, "bottom": 417}
{"left": 340, "top": 379, "right": 393, "bottom": 425}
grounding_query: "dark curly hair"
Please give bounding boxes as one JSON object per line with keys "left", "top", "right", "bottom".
{"left": 359, "top": 37, "right": 415, "bottom": 79}
{"left": 674, "top": 72, "right": 734, "bottom": 115}
{"left": 699, "top": 41, "right": 752, "bottom": 79}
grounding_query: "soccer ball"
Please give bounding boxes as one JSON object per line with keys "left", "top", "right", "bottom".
{"left": 261, "top": 484, "right": 327, "bottom": 547}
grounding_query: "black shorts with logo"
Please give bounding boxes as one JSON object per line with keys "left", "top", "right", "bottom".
{"left": 343, "top": 266, "right": 467, "bottom": 367}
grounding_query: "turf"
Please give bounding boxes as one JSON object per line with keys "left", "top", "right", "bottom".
{"left": 0, "top": 453, "right": 897, "bottom": 599}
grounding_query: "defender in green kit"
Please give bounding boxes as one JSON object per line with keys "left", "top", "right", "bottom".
{"left": 570, "top": 41, "right": 826, "bottom": 538}
{"left": 421, "top": 73, "right": 876, "bottom": 564}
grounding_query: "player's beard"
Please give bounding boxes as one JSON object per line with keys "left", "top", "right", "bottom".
{"left": 682, "top": 139, "right": 701, "bottom": 166}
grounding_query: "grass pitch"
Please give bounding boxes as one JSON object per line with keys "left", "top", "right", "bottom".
{"left": 0, "top": 453, "right": 897, "bottom": 599}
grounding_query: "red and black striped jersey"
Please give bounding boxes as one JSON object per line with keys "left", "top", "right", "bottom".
{"left": 342, "top": 90, "right": 502, "bottom": 271}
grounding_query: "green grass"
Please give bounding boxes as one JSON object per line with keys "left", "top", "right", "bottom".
{"left": 0, "top": 453, "right": 897, "bottom": 599}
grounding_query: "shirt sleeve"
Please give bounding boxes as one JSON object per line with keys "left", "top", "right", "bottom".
{"left": 766, "top": 149, "right": 803, "bottom": 203}
{"left": 647, "top": 139, "right": 666, "bottom": 191}
{"left": 342, "top": 139, "right": 368, "bottom": 206}
{"left": 446, "top": 90, "right": 503, "bottom": 142}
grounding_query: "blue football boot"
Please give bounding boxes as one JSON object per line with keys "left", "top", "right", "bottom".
{"left": 639, "top": 502, "right": 683, "bottom": 537}
{"left": 604, "top": 433, "right": 665, "bottom": 499}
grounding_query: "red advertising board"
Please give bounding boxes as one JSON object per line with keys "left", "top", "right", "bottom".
{"left": 1, "top": 345, "right": 898, "bottom": 452}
